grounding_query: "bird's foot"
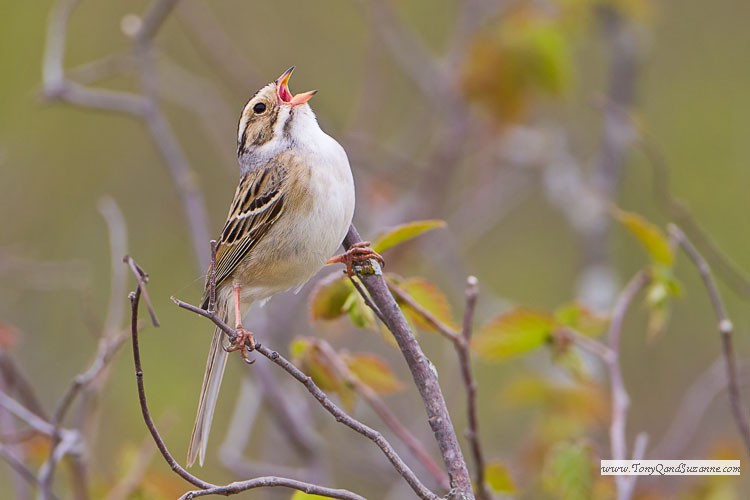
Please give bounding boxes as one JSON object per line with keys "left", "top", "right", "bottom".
{"left": 327, "top": 241, "right": 385, "bottom": 277}
{"left": 226, "top": 325, "right": 256, "bottom": 362}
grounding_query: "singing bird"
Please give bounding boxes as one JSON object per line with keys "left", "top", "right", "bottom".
{"left": 187, "top": 67, "right": 381, "bottom": 466}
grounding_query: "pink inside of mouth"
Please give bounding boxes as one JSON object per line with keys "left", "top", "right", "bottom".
{"left": 278, "top": 84, "right": 293, "bottom": 103}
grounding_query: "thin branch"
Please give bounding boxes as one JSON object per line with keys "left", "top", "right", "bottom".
{"left": 312, "top": 339, "right": 450, "bottom": 491}
{"left": 42, "top": 0, "right": 211, "bottom": 269}
{"left": 178, "top": 478, "right": 366, "bottom": 500}
{"left": 387, "top": 282, "right": 460, "bottom": 343}
{"left": 343, "top": 225, "right": 473, "bottom": 499}
{"left": 457, "top": 277, "right": 488, "bottom": 500}
{"left": 668, "top": 224, "right": 750, "bottom": 456}
{"left": 123, "top": 255, "right": 160, "bottom": 327}
{"left": 172, "top": 297, "right": 439, "bottom": 500}
{"left": 0, "top": 393, "right": 56, "bottom": 437}
{"left": 349, "top": 276, "right": 388, "bottom": 325}
{"left": 607, "top": 270, "right": 649, "bottom": 500}
{"left": 0, "top": 445, "right": 59, "bottom": 500}
{"left": 563, "top": 328, "right": 616, "bottom": 363}
{"left": 134, "top": 0, "right": 180, "bottom": 44}
{"left": 128, "top": 258, "right": 374, "bottom": 500}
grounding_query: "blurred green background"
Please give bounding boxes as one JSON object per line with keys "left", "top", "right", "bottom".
{"left": 1, "top": 0, "right": 749, "bottom": 498}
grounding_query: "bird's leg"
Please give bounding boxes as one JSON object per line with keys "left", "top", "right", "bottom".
{"left": 226, "top": 285, "right": 255, "bottom": 360}
{"left": 327, "top": 241, "right": 385, "bottom": 277}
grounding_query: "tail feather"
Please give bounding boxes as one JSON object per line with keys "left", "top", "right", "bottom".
{"left": 187, "top": 326, "right": 229, "bottom": 467}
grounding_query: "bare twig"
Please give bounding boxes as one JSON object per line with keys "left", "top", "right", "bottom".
{"left": 177, "top": 478, "right": 366, "bottom": 500}
{"left": 123, "top": 255, "right": 159, "bottom": 327}
{"left": 312, "top": 339, "right": 450, "bottom": 491}
{"left": 129, "top": 266, "right": 365, "bottom": 500}
{"left": 457, "top": 277, "right": 488, "bottom": 500}
{"left": 42, "top": 0, "right": 211, "bottom": 269}
{"left": 343, "top": 225, "right": 473, "bottom": 499}
{"left": 668, "top": 225, "right": 750, "bottom": 456}
{"left": 172, "top": 297, "right": 439, "bottom": 500}
{"left": 387, "top": 282, "right": 460, "bottom": 343}
{"left": 349, "top": 276, "right": 388, "bottom": 325}
{"left": 607, "top": 270, "right": 649, "bottom": 500}
{"left": 0, "top": 393, "right": 57, "bottom": 437}
{"left": 563, "top": 328, "right": 616, "bottom": 363}
{"left": 0, "top": 445, "right": 59, "bottom": 500}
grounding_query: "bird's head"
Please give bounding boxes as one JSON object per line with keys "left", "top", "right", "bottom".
{"left": 237, "top": 66, "right": 318, "bottom": 168}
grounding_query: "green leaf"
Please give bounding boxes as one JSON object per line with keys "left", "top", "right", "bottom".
{"left": 393, "top": 276, "right": 459, "bottom": 332}
{"left": 613, "top": 208, "right": 674, "bottom": 266}
{"left": 343, "top": 353, "right": 405, "bottom": 395}
{"left": 342, "top": 290, "right": 375, "bottom": 329}
{"left": 372, "top": 220, "right": 446, "bottom": 254}
{"left": 543, "top": 441, "right": 593, "bottom": 500}
{"left": 553, "top": 302, "right": 609, "bottom": 338}
{"left": 472, "top": 308, "right": 555, "bottom": 361}
{"left": 485, "top": 461, "right": 517, "bottom": 495}
{"left": 309, "top": 273, "right": 354, "bottom": 321}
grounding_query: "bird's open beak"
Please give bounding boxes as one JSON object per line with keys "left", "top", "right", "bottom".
{"left": 276, "top": 66, "right": 317, "bottom": 106}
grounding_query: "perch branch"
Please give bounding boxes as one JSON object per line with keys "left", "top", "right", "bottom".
{"left": 343, "top": 225, "right": 473, "bottom": 498}
{"left": 172, "top": 297, "right": 439, "bottom": 500}
{"left": 128, "top": 263, "right": 366, "bottom": 500}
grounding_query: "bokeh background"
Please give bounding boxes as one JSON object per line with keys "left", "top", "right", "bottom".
{"left": 1, "top": 0, "right": 749, "bottom": 498}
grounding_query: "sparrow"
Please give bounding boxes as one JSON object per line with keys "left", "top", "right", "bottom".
{"left": 187, "top": 67, "right": 382, "bottom": 467}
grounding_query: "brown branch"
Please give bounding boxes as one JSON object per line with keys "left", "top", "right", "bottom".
{"left": 42, "top": 0, "right": 212, "bottom": 269}
{"left": 387, "top": 281, "right": 460, "bottom": 342}
{"left": 0, "top": 444, "right": 58, "bottom": 500}
{"left": 123, "top": 256, "right": 160, "bottom": 327}
{"left": 607, "top": 270, "right": 649, "bottom": 500}
{"left": 343, "top": 225, "right": 473, "bottom": 499}
{"left": 312, "top": 339, "right": 450, "bottom": 491}
{"left": 172, "top": 297, "right": 439, "bottom": 500}
{"left": 388, "top": 273, "right": 489, "bottom": 498}
{"left": 177, "top": 478, "right": 366, "bottom": 500}
{"left": 457, "top": 277, "right": 488, "bottom": 500}
{"left": 129, "top": 266, "right": 365, "bottom": 500}
{"left": 668, "top": 224, "right": 750, "bottom": 456}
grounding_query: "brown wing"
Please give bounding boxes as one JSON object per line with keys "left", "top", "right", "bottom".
{"left": 201, "top": 160, "right": 288, "bottom": 307}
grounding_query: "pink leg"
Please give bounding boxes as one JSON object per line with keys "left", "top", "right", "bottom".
{"left": 226, "top": 285, "right": 255, "bottom": 360}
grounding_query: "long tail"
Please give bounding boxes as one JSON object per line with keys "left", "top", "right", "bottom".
{"left": 187, "top": 325, "right": 229, "bottom": 467}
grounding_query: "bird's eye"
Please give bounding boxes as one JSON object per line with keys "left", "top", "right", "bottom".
{"left": 253, "top": 102, "right": 267, "bottom": 114}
